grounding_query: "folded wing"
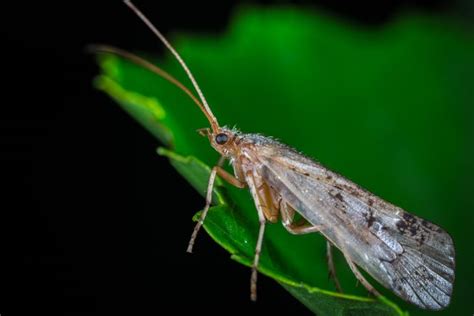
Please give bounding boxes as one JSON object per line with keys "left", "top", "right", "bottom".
{"left": 254, "top": 141, "right": 455, "bottom": 310}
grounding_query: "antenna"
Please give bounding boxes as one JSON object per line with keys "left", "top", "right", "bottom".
{"left": 123, "top": 0, "right": 220, "bottom": 132}
{"left": 89, "top": 44, "right": 213, "bottom": 123}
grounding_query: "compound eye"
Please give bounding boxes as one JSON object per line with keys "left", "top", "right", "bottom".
{"left": 215, "top": 133, "right": 229, "bottom": 145}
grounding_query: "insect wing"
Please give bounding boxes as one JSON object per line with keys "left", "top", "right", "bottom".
{"left": 253, "top": 140, "right": 455, "bottom": 310}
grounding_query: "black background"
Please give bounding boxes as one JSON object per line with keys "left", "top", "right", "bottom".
{"left": 0, "top": 1, "right": 460, "bottom": 315}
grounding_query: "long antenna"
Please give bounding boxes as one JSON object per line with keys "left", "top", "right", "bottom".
{"left": 89, "top": 44, "right": 215, "bottom": 124}
{"left": 123, "top": 0, "right": 220, "bottom": 132}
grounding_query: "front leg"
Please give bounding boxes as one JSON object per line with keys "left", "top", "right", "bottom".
{"left": 187, "top": 158, "right": 246, "bottom": 253}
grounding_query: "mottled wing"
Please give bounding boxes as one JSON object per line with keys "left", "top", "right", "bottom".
{"left": 253, "top": 140, "right": 455, "bottom": 310}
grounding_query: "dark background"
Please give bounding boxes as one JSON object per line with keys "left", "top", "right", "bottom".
{"left": 0, "top": 1, "right": 467, "bottom": 315}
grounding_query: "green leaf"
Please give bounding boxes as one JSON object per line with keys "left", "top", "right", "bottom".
{"left": 93, "top": 5, "right": 473, "bottom": 316}
{"left": 158, "top": 147, "right": 404, "bottom": 316}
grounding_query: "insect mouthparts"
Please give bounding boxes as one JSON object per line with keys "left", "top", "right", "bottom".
{"left": 197, "top": 128, "right": 211, "bottom": 137}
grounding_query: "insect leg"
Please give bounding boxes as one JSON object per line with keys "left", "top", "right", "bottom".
{"left": 280, "top": 204, "right": 340, "bottom": 291}
{"left": 254, "top": 180, "right": 280, "bottom": 223}
{"left": 328, "top": 231, "right": 381, "bottom": 297}
{"left": 187, "top": 159, "right": 246, "bottom": 253}
{"left": 326, "top": 241, "right": 343, "bottom": 293}
{"left": 245, "top": 171, "right": 268, "bottom": 301}
{"left": 186, "top": 165, "right": 218, "bottom": 253}
{"left": 281, "top": 202, "right": 323, "bottom": 234}
{"left": 216, "top": 166, "right": 247, "bottom": 188}
{"left": 341, "top": 250, "right": 380, "bottom": 297}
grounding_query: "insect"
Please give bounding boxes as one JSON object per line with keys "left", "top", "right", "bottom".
{"left": 96, "top": 0, "right": 456, "bottom": 310}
